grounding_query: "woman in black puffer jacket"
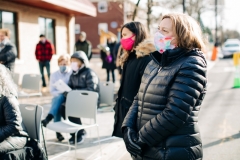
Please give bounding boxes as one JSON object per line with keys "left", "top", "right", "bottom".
{"left": 122, "top": 13, "right": 207, "bottom": 160}
{"left": 0, "top": 64, "right": 28, "bottom": 157}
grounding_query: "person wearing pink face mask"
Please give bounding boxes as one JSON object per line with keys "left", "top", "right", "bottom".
{"left": 122, "top": 13, "right": 207, "bottom": 160}
{"left": 112, "top": 22, "right": 156, "bottom": 138}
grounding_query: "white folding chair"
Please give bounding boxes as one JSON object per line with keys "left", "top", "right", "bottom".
{"left": 46, "top": 90, "right": 101, "bottom": 159}
{"left": 19, "top": 104, "right": 48, "bottom": 158}
{"left": 99, "top": 81, "right": 114, "bottom": 106}
{"left": 19, "top": 104, "right": 43, "bottom": 142}
{"left": 18, "top": 74, "right": 42, "bottom": 97}
{"left": 13, "top": 73, "right": 20, "bottom": 86}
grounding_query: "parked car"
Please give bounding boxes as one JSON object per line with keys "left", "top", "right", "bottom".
{"left": 222, "top": 39, "right": 240, "bottom": 58}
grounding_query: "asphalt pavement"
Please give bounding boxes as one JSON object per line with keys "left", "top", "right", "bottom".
{"left": 199, "top": 58, "right": 240, "bottom": 160}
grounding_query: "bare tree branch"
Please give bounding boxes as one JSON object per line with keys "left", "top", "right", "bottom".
{"left": 132, "top": 0, "right": 141, "bottom": 21}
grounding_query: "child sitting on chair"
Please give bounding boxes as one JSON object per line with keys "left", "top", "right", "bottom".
{"left": 41, "top": 54, "right": 72, "bottom": 142}
{"left": 42, "top": 51, "right": 99, "bottom": 144}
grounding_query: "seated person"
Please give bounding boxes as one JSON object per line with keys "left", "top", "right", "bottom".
{"left": 63, "top": 51, "right": 100, "bottom": 144}
{"left": 0, "top": 64, "right": 28, "bottom": 157}
{"left": 42, "top": 51, "right": 99, "bottom": 144}
{"left": 41, "top": 54, "right": 72, "bottom": 142}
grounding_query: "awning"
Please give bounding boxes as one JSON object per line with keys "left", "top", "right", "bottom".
{"left": 8, "top": 0, "right": 96, "bottom": 17}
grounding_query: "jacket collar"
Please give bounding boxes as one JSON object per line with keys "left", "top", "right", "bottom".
{"left": 128, "top": 50, "right": 137, "bottom": 60}
{"left": 38, "top": 40, "right": 50, "bottom": 45}
{"left": 0, "top": 41, "right": 13, "bottom": 53}
{"left": 135, "top": 39, "right": 156, "bottom": 58}
{"left": 151, "top": 48, "right": 206, "bottom": 67}
{"left": 77, "top": 40, "right": 87, "bottom": 44}
{"left": 72, "top": 66, "right": 88, "bottom": 75}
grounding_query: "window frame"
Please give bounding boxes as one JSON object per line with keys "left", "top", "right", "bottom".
{"left": 38, "top": 17, "right": 56, "bottom": 49}
{"left": 0, "top": 10, "right": 19, "bottom": 58}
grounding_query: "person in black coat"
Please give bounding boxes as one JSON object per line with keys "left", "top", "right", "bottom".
{"left": 122, "top": 13, "right": 207, "bottom": 160}
{"left": 100, "top": 37, "right": 117, "bottom": 82}
{"left": 112, "top": 22, "right": 156, "bottom": 138}
{"left": 0, "top": 64, "right": 28, "bottom": 157}
{"left": 0, "top": 29, "right": 17, "bottom": 72}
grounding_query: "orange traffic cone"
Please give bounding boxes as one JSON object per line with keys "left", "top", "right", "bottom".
{"left": 211, "top": 46, "right": 218, "bottom": 61}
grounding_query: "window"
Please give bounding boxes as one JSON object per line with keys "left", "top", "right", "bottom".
{"left": 225, "top": 43, "right": 240, "bottom": 47}
{"left": 98, "top": 23, "right": 108, "bottom": 35}
{"left": 38, "top": 17, "right": 55, "bottom": 46}
{"left": 75, "top": 24, "right": 80, "bottom": 34}
{"left": 98, "top": 1, "right": 108, "bottom": 13}
{"left": 0, "top": 10, "right": 17, "bottom": 49}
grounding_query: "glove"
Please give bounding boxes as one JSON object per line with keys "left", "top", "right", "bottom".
{"left": 63, "top": 91, "right": 68, "bottom": 98}
{"left": 123, "top": 127, "right": 142, "bottom": 157}
{"left": 135, "top": 136, "right": 147, "bottom": 151}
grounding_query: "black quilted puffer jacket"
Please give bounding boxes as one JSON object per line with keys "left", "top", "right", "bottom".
{"left": 0, "top": 95, "right": 28, "bottom": 143}
{"left": 122, "top": 48, "right": 207, "bottom": 160}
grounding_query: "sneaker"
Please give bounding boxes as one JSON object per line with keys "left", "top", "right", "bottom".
{"left": 69, "top": 136, "right": 75, "bottom": 144}
{"left": 82, "top": 130, "right": 87, "bottom": 138}
{"left": 76, "top": 136, "right": 84, "bottom": 144}
{"left": 41, "top": 114, "right": 53, "bottom": 127}
{"left": 56, "top": 132, "right": 64, "bottom": 142}
{"left": 69, "top": 135, "right": 84, "bottom": 144}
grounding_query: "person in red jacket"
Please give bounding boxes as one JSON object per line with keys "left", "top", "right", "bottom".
{"left": 35, "top": 34, "right": 54, "bottom": 87}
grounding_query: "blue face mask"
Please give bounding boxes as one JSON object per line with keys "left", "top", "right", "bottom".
{"left": 59, "top": 66, "right": 67, "bottom": 73}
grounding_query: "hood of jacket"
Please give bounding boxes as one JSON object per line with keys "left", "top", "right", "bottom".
{"left": 71, "top": 51, "right": 89, "bottom": 67}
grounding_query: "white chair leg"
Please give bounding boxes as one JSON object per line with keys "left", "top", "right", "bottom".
{"left": 67, "top": 133, "right": 71, "bottom": 151}
{"left": 47, "top": 133, "right": 73, "bottom": 160}
{"left": 75, "top": 131, "right": 78, "bottom": 159}
{"left": 96, "top": 125, "right": 102, "bottom": 156}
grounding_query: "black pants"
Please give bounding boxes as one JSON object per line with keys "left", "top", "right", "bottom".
{"left": 106, "top": 69, "right": 115, "bottom": 83}
{"left": 39, "top": 61, "right": 50, "bottom": 87}
{"left": 60, "top": 104, "right": 85, "bottom": 136}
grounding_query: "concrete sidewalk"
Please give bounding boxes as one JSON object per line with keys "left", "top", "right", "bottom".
{"left": 18, "top": 56, "right": 130, "bottom": 160}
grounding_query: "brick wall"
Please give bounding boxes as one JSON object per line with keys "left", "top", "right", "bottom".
{"left": 75, "top": 2, "right": 124, "bottom": 50}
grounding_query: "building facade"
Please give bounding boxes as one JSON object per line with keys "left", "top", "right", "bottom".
{"left": 75, "top": 0, "right": 147, "bottom": 52}
{"left": 0, "top": 0, "right": 96, "bottom": 75}
{"left": 75, "top": 1, "right": 123, "bottom": 51}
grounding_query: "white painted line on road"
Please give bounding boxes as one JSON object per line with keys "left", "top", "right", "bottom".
{"left": 224, "top": 67, "right": 235, "bottom": 72}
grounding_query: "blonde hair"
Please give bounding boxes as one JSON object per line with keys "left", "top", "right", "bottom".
{"left": 0, "top": 65, "right": 17, "bottom": 97}
{"left": 162, "top": 13, "right": 206, "bottom": 52}
{"left": 58, "top": 54, "right": 70, "bottom": 65}
{"left": 0, "top": 28, "right": 10, "bottom": 38}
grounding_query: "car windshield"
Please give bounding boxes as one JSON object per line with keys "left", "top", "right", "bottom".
{"left": 225, "top": 44, "right": 240, "bottom": 47}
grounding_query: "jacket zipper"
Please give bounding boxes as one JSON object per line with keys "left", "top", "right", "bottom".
{"left": 138, "top": 66, "right": 162, "bottom": 130}
{"left": 122, "top": 96, "right": 132, "bottom": 103}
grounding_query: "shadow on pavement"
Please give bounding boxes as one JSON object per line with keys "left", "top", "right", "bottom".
{"left": 203, "top": 132, "right": 240, "bottom": 149}
{"left": 46, "top": 135, "right": 121, "bottom": 156}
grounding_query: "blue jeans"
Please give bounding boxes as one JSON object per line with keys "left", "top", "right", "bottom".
{"left": 39, "top": 61, "right": 50, "bottom": 87}
{"left": 49, "top": 94, "right": 65, "bottom": 122}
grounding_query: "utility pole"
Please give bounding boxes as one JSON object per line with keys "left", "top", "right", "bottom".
{"left": 183, "top": 0, "right": 186, "bottom": 13}
{"left": 215, "top": 0, "right": 218, "bottom": 46}
{"left": 211, "top": 0, "right": 218, "bottom": 61}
